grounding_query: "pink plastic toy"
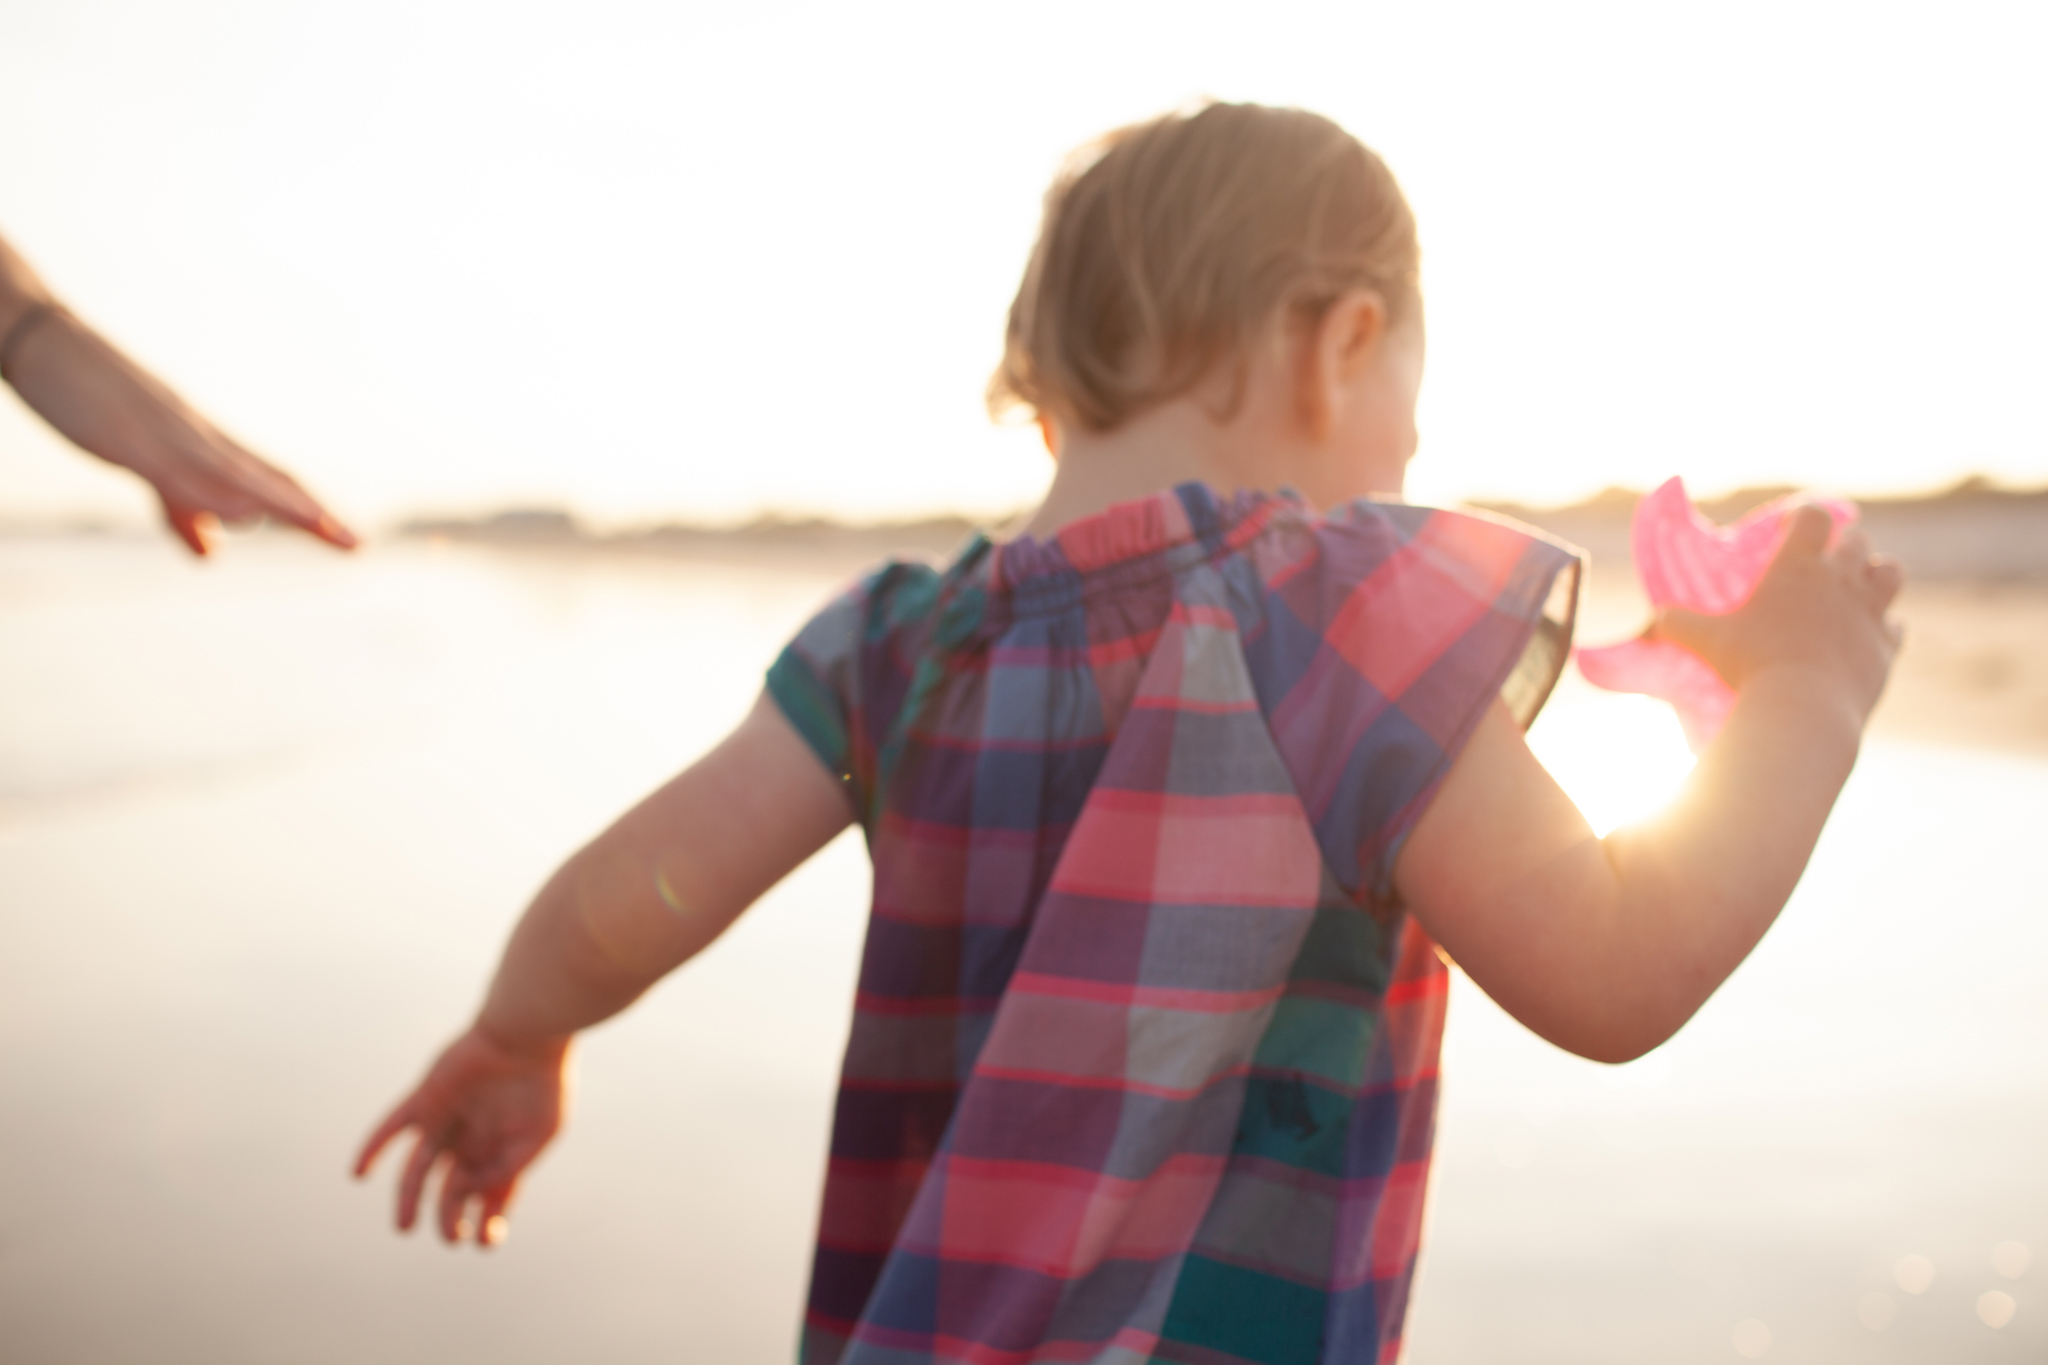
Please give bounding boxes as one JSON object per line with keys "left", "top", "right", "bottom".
{"left": 1575, "top": 477, "right": 1857, "bottom": 752}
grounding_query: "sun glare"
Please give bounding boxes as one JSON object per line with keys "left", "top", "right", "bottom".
{"left": 1527, "top": 681, "right": 1697, "bottom": 837}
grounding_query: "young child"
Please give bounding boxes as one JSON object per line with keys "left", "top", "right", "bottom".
{"left": 356, "top": 102, "right": 1902, "bottom": 1363}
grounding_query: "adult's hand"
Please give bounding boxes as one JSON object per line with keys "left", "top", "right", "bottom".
{"left": 1, "top": 303, "right": 357, "bottom": 555}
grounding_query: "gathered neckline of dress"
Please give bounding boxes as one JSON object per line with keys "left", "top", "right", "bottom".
{"left": 965, "top": 482, "right": 1328, "bottom": 626}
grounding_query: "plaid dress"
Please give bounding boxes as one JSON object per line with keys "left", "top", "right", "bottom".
{"left": 768, "top": 483, "right": 1577, "bottom": 1365}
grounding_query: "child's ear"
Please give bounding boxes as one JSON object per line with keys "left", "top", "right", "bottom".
{"left": 1037, "top": 412, "right": 1061, "bottom": 458}
{"left": 1329, "top": 290, "right": 1389, "bottom": 376}
{"left": 1300, "top": 290, "right": 1389, "bottom": 438}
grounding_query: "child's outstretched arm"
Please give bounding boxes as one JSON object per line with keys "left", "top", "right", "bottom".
{"left": 1396, "top": 506, "right": 1903, "bottom": 1064}
{"left": 353, "top": 693, "right": 851, "bottom": 1246}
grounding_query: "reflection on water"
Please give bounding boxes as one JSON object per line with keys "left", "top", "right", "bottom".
{"left": 0, "top": 536, "right": 2042, "bottom": 1363}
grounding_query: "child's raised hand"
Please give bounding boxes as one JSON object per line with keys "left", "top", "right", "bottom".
{"left": 1402, "top": 504, "right": 1906, "bottom": 1064}
{"left": 352, "top": 1025, "right": 570, "bottom": 1249}
{"left": 349, "top": 695, "right": 852, "bottom": 1251}
{"left": 1650, "top": 504, "right": 1905, "bottom": 725}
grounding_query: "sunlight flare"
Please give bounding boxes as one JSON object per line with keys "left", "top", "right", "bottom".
{"left": 1526, "top": 686, "right": 1697, "bottom": 837}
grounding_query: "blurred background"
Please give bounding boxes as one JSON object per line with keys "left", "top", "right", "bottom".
{"left": 1, "top": 1, "right": 2043, "bottom": 1362}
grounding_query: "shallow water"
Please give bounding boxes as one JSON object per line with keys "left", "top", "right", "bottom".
{"left": 0, "top": 536, "right": 2040, "bottom": 1363}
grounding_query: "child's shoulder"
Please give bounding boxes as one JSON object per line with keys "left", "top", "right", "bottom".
{"left": 770, "top": 536, "right": 989, "bottom": 720}
{"left": 1312, "top": 495, "right": 1578, "bottom": 566}
{"left": 1245, "top": 495, "right": 1581, "bottom": 745}
{"left": 1252, "top": 494, "right": 1579, "bottom": 626}
{"left": 787, "top": 536, "right": 987, "bottom": 649}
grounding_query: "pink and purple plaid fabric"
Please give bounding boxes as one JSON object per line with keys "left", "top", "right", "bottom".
{"left": 768, "top": 483, "right": 1577, "bottom": 1365}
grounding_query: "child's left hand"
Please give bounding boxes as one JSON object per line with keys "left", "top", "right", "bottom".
{"left": 353, "top": 1025, "right": 570, "bottom": 1248}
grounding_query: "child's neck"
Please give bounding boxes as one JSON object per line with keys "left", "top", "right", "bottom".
{"left": 1016, "top": 392, "right": 1399, "bottom": 543}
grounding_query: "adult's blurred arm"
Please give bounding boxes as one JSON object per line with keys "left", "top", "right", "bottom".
{"left": 0, "top": 230, "right": 356, "bottom": 555}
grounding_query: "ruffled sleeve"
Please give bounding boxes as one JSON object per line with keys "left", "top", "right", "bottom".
{"left": 765, "top": 560, "right": 947, "bottom": 824}
{"left": 766, "top": 581, "right": 869, "bottom": 814}
{"left": 1249, "top": 501, "right": 1580, "bottom": 907}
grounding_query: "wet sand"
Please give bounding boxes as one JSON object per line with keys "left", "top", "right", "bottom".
{"left": 1873, "top": 582, "right": 2048, "bottom": 755}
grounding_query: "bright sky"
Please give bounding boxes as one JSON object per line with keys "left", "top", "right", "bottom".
{"left": 2, "top": 0, "right": 2043, "bottom": 529}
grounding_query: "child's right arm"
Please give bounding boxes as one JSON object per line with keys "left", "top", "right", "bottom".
{"left": 1395, "top": 506, "right": 1903, "bottom": 1064}
{"left": 353, "top": 692, "right": 851, "bottom": 1245}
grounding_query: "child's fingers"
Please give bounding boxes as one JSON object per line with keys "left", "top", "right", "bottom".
{"left": 476, "top": 1182, "right": 516, "bottom": 1249}
{"left": 1864, "top": 554, "right": 1905, "bottom": 611}
{"left": 1648, "top": 606, "right": 1747, "bottom": 687}
{"left": 396, "top": 1131, "right": 446, "bottom": 1232}
{"left": 1777, "top": 503, "right": 1834, "bottom": 560}
{"left": 353, "top": 1104, "right": 416, "bottom": 1178}
{"left": 1648, "top": 605, "right": 1727, "bottom": 662}
{"left": 1828, "top": 526, "right": 1872, "bottom": 570}
{"left": 437, "top": 1163, "right": 475, "bottom": 1244}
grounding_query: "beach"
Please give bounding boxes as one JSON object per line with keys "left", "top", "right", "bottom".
{"left": 0, "top": 525, "right": 2042, "bottom": 1362}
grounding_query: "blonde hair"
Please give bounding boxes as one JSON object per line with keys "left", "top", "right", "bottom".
{"left": 989, "top": 102, "right": 1420, "bottom": 433}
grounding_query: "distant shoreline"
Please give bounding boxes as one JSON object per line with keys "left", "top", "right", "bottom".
{"left": 394, "top": 507, "right": 986, "bottom": 561}
{"left": 1472, "top": 472, "right": 2048, "bottom": 524}
{"left": 389, "top": 475, "right": 2048, "bottom": 583}
{"left": 7, "top": 475, "right": 2045, "bottom": 581}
